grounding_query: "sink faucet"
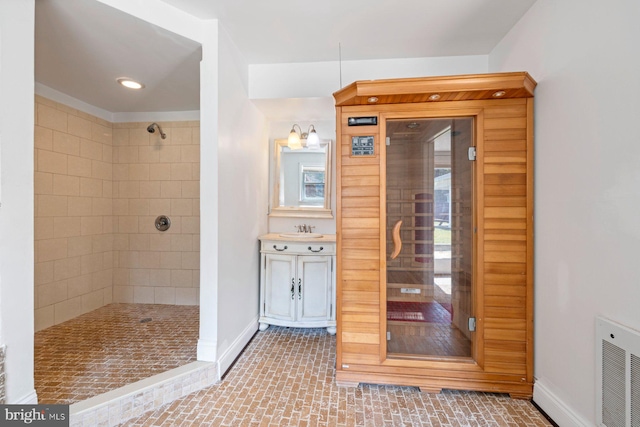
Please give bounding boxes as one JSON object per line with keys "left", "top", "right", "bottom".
{"left": 295, "top": 224, "right": 315, "bottom": 233}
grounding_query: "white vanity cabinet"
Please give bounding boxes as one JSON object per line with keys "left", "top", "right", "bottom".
{"left": 259, "top": 234, "right": 336, "bottom": 334}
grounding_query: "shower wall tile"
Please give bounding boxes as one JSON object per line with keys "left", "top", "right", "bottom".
{"left": 38, "top": 149, "right": 68, "bottom": 175}
{"left": 54, "top": 297, "right": 83, "bottom": 324}
{"left": 112, "top": 121, "right": 200, "bottom": 306}
{"left": 150, "top": 270, "right": 171, "bottom": 287}
{"left": 113, "top": 286, "right": 133, "bottom": 303}
{"left": 139, "top": 146, "right": 160, "bottom": 163}
{"left": 139, "top": 181, "right": 161, "bottom": 198}
{"left": 93, "top": 160, "right": 112, "bottom": 180}
{"left": 53, "top": 132, "right": 80, "bottom": 156}
{"left": 103, "top": 181, "right": 114, "bottom": 198}
{"left": 35, "top": 217, "right": 55, "bottom": 241}
{"left": 68, "top": 115, "right": 93, "bottom": 139}
{"left": 155, "top": 287, "right": 176, "bottom": 304}
{"left": 37, "top": 195, "right": 69, "bottom": 217}
{"left": 68, "top": 156, "right": 92, "bottom": 177}
{"left": 129, "top": 199, "right": 150, "bottom": 216}
{"left": 34, "top": 97, "right": 200, "bottom": 331}
{"left": 68, "top": 236, "right": 93, "bottom": 257}
{"left": 35, "top": 126, "right": 54, "bottom": 150}
{"left": 37, "top": 103, "right": 67, "bottom": 132}
{"left": 133, "top": 286, "right": 154, "bottom": 304}
{"left": 175, "top": 288, "right": 198, "bottom": 305}
{"left": 34, "top": 96, "right": 113, "bottom": 332}
{"left": 80, "top": 177, "right": 103, "bottom": 197}
{"left": 81, "top": 139, "right": 104, "bottom": 161}
{"left": 158, "top": 145, "right": 181, "bottom": 163}
{"left": 171, "top": 270, "right": 192, "bottom": 288}
{"left": 35, "top": 305, "right": 55, "bottom": 331}
{"left": 52, "top": 175, "right": 80, "bottom": 196}
{"left": 35, "top": 172, "right": 53, "bottom": 194}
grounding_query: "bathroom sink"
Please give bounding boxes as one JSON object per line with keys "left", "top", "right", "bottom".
{"left": 278, "top": 232, "right": 323, "bottom": 239}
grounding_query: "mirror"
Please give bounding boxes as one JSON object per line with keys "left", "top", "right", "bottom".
{"left": 270, "top": 139, "right": 332, "bottom": 218}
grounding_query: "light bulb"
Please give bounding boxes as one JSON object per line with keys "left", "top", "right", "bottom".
{"left": 288, "top": 129, "right": 302, "bottom": 150}
{"left": 306, "top": 128, "right": 320, "bottom": 149}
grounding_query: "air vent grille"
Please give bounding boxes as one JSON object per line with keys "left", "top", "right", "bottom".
{"left": 597, "top": 317, "right": 640, "bottom": 427}
{"left": 603, "top": 340, "right": 626, "bottom": 427}
{"left": 632, "top": 354, "right": 640, "bottom": 427}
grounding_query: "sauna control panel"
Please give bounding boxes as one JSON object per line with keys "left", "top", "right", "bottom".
{"left": 351, "top": 136, "right": 375, "bottom": 156}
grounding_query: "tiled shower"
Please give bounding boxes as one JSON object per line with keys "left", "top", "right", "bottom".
{"left": 34, "top": 95, "right": 200, "bottom": 331}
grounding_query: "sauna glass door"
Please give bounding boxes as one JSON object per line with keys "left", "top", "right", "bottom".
{"left": 385, "top": 117, "right": 474, "bottom": 358}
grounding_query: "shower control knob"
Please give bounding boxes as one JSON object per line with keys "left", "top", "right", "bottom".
{"left": 155, "top": 215, "right": 171, "bottom": 232}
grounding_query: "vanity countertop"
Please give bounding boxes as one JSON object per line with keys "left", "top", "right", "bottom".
{"left": 259, "top": 233, "right": 336, "bottom": 243}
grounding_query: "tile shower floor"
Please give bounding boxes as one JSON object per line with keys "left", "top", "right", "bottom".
{"left": 34, "top": 303, "right": 199, "bottom": 404}
{"left": 124, "top": 327, "right": 553, "bottom": 427}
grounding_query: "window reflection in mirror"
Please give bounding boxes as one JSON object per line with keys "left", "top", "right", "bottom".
{"left": 270, "top": 139, "right": 332, "bottom": 218}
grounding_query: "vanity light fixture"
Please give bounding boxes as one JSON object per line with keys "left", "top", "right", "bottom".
{"left": 492, "top": 90, "right": 506, "bottom": 98}
{"left": 117, "top": 78, "right": 145, "bottom": 89}
{"left": 288, "top": 124, "right": 320, "bottom": 150}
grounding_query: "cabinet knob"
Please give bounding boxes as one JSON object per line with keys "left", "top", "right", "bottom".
{"left": 298, "top": 278, "right": 302, "bottom": 300}
{"left": 291, "top": 278, "right": 295, "bottom": 300}
{"left": 274, "top": 245, "right": 288, "bottom": 251}
{"left": 308, "top": 246, "right": 324, "bottom": 253}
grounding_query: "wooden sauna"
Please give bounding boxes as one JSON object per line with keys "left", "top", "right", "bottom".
{"left": 333, "top": 72, "right": 536, "bottom": 398}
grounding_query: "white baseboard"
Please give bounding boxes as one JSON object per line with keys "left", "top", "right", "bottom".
{"left": 197, "top": 338, "right": 217, "bottom": 362}
{"left": 533, "top": 379, "right": 592, "bottom": 427}
{"left": 217, "top": 317, "right": 258, "bottom": 377}
{"left": 13, "top": 389, "right": 38, "bottom": 404}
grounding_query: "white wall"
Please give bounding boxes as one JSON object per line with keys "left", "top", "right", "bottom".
{"left": 0, "top": 0, "right": 37, "bottom": 404}
{"left": 490, "top": 1, "right": 640, "bottom": 425}
{"left": 254, "top": 55, "right": 490, "bottom": 236}
{"left": 215, "top": 24, "right": 269, "bottom": 375}
{"left": 249, "top": 55, "right": 488, "bottom": 100}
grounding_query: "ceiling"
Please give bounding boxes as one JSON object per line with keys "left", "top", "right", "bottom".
{"left": 34, "top": 0, "right": 536, "bottom": 116}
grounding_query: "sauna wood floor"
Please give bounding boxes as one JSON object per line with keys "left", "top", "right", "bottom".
{"left": 123, "top": 326, "right": 553, "bottom": 427}
{"left": 387, "top": 321, "right": 472, "bottom": 357}
{"left": 34, "top": 303, "right": 199, "bottom": 404}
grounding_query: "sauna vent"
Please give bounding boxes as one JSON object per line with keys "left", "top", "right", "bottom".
{"left": 596, "top": 317, "right": 640, "bottom": 427}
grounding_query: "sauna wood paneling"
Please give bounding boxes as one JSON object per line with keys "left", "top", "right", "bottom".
{"left": 335, "top": 73, "right": 535, "bottom": 398}
{"left": 481, "top": 101, "right": 530, "bottom": 385}
{"left": 335, "top": 117, "right": 382, "bottom": 373}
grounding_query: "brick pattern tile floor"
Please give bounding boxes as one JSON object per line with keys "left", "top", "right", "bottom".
{"left": 34, "top": 304, "right": 199, "bottom": 404}
{"left": 123, "top": 326, "right": 553, "bottom": 427}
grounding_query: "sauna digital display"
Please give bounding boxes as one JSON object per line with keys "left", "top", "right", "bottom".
{"left": 351, "top": 136, "right": 375, "bottom": 156}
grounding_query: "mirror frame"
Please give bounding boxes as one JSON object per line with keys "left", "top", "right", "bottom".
{"left": 269, "top": 138, "right": 333, "bottom": 219}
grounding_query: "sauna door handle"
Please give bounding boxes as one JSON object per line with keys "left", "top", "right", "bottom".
{"left": 390, "top": 220, "right": 403, "bottom": 260}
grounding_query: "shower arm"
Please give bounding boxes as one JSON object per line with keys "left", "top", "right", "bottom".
{"left": 147, "top": 123, "right": 167, "bottom": 139}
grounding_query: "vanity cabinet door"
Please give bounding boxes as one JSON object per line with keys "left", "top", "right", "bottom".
{"left": 297, "top": 255, "right": 332, "bottom": 323}
{"left": 263, "top": 254, "right": 296, "bottom": 322}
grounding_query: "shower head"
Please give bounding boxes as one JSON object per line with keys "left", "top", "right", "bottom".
{"left": 147, "top": 122, "right": 166, "bottom": 139}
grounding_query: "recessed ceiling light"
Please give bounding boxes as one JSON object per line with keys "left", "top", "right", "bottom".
{"left": 406, "top": 122, "right": 420, "bottom": 129}
{"left": 428, "top": 94, "right": 441, "bottom": 101}
{"left": 367, "top": 97, "right": 379, "bottom": 103}
{"left": 492, "top": 90, "right": 506, "bottom": 97}
{"left": 117, "top": 78, "right": 144, "bottom": 90}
